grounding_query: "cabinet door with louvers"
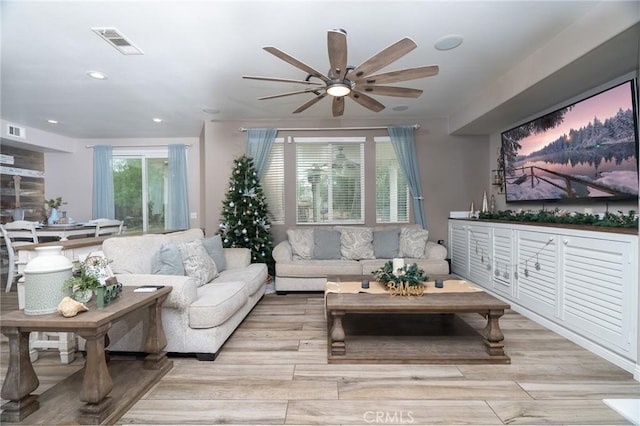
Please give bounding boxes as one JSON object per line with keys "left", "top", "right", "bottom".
{"left": 492, "top": 226, "right": 515, "bottom": 298}
{"left": 561, "top": 234, "right": 635, "bottom": 357}
{"left": 515, "top": 230, "right": 559, "bottom": 320}
{"left": 448, "top": 220, "right": 470, "bottom": 279}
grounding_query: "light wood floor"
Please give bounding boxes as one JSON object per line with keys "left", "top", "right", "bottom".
{"left": 1, "top": 288, "right": 639, "bottom": 425}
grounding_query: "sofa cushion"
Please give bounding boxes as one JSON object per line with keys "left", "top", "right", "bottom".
{"left": 399, "top": 227, "right": 429, "bottom": 258}
{"left": 276, "top": 259, "right": 361, "bottom": 277}
{"left": 189, "top": 281, "right": 248, "bottom": 328}
{"left": 338, "top": 226, "right": 375, "bottom": 260}
{"left": 313, "top": 229, "right": 342, "bottom": 260}
{"left": 202, "top": 235, "right": 227, "bottom": 272}
{"left": 287, "top": 228, "right": 314, "bottom": 260}
{"left": 151, "top": 243, "right": 186, "bottom": 276}
{"left": 103, "top": 234, "right": 168, "bottom": 274}
{"left": 215, "top": 263, "right": 267, "bottom": 296}
{"left": 177, "top": 240, "right": 218, "bottom": 287}
{"left": 373, "top": 228, "right": 400, "bottom": 259}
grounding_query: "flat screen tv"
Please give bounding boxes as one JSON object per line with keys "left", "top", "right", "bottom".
{"left": 501, "top": 79, "right": 639, "bottom": 203}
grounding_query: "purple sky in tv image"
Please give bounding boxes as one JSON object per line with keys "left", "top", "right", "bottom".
{"left": 519, "top": 82, "right": 634, "bottom": 156}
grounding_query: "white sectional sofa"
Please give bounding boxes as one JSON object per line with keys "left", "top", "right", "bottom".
{"left": 272, "top": 225, "right": 449, "bottom": 292}
{"left": 102, "top": 228, "right": 267, "bottom": 360}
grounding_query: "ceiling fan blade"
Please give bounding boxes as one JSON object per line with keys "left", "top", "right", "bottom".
{"left": 359, "top": 85, "right": 423, "bottom": 98}
{"left": 258, "top": 87, "right": 322, "bottom": 100}
{"left": 353, "top": 65, "right": 439, "bottom": 85}
{"left": 332, "top": 96, "right": 345, "bottom": 117}
{"left": 348, "top": 90, "right": 385, "bottom": 112}
{"left": 263, "top": 46, "right": 329, "bottom": 83}
{"left": 243, "top": 75, "right": 323, "bottom": 86}
{"left": 347, "top": 37, "right": 417, "bottom": 80}
{"left": 327, "top": 30, "right": 348, "bottom": 79}
{"left": 293, "top": 93, "right": 327, "bottom": 113}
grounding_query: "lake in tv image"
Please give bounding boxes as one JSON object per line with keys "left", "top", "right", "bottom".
{"left": 502, "top": 80, "right": 639, "bottom": 202}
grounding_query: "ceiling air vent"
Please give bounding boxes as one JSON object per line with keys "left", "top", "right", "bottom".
{"left": 91, "top": 27, "right": 144, "bottom": 55}
{"left": 6, "top": 124, "right": 26, "bottom": 139}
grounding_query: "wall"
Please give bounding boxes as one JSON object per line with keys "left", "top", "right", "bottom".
{"left": 203, "top": 117, "right": 488, "bottom": 245}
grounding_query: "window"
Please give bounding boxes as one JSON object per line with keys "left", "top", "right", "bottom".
{"left": 112, "top": 149, "right": 168, "bottom": 232}
{"left": 259, "top": 138, "right": 285, "bottom": 224}
{"left": 260, "top": 134, "right": 410, "bottom": 225}
{"left": 375, "top": 138, "right": 409, "bottom": 223}
{"left": 295, "top": 137, "right": 364, "bottom": 224}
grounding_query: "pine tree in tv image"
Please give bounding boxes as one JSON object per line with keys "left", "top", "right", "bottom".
{"left": 501, "top": 80, "right": 639, "bottom": 202}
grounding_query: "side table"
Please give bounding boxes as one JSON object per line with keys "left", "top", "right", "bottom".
{"left": 1, "top": 286, "right": 173, "bottom": 424}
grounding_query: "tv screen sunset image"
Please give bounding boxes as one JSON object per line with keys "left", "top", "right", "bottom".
{"left": 502, "top": 80, "right": 638, "bottom": 202}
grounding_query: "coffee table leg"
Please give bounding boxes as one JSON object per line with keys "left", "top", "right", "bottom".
{"left": 77, "top": 324, "right": 113, "bottom": 423}
{"left": 330, "top": 311, "right": 346, "bottom": 356}
{"left": 0, "top": 327, "right": 40, "bottom": 422}
{"left": 483, "top": 309, "right": 506, "bottom": 357}
{"left": 143, "top": 293, "right": 171, "bottom": 371}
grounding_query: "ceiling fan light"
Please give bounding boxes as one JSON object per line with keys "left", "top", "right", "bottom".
{"left": 326, "top": 82, "right": 351, "bottom": 97}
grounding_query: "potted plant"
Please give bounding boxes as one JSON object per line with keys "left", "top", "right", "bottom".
{"left": 63, "top": 256, "right": 110, "bottom": 303}
{"left": 45, "top": 197, "right": 67, "bottom": 224}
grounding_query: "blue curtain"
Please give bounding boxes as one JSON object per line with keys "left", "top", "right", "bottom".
{"left": 92, "top": 145, "right": 115, "bottom": 219}
{"left": 246, "top": 128, "right": 277, "bottom": 177}
{"left": 167, "top": 144, "right": 190, "bottom": 230}
{"left": 387, "top": 126, "right": 426, "bottom": 229}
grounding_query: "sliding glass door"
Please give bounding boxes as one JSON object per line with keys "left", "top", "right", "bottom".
{"left": 113, "top": 153, "right": 167, "bottom": 232}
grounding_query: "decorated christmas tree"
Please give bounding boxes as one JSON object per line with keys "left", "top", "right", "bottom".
{"left": 219, "top": 155, "right": 274, "bottom": 274}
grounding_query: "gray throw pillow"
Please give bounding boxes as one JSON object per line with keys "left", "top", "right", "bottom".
{"left": 151, "top": 243, "right": 185, "bottom": 276}
{"left": 202, "top": 235, "right": 227, "bottom": 272}
{"left": 373, "top": 228, "right": 401, "bottom": 259}
{"left": 313, "top": 229, "right": 342, "bottom": 260}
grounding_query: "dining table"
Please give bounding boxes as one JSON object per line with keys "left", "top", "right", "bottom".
{"left": 35, "top": 223, "right": 97, "bottom": 241}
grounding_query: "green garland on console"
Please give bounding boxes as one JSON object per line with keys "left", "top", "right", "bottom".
{"left": 479, "top": 209, "right": 638, "bottom": 229}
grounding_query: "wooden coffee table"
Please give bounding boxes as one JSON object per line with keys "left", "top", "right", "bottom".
{"left": 0, "top": 286, "right": 173, "bottom": 424}
{"left": 325, "top": 275, "right": 510, "bottom": 364}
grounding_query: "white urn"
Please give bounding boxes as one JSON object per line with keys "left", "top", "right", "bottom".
{"left": 24, "top": 246, "right": 72, "bottom": 315}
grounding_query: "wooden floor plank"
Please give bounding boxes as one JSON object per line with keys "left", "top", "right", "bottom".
{"left": 286, "top": 400, "right": 503, "bottom": 425}
{"left": 488, "top": 399, "right": 632, "bottom": 424}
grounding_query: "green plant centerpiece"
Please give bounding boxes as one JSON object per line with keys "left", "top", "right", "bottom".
{"left": 372, "top": 260, "right": 429, "bottom": 296}
{"left": 63, "top": 256, "right": 111, "bottom": 303}
{"left": 46, "top": 197, "right": 66, "bottom": 210}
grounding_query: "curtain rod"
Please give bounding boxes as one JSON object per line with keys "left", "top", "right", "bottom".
{"left": 85, "top": 143, "right": 192, "bottom": 148}
{"left": 238, "top": 124, "right": 419, "bottom": 132}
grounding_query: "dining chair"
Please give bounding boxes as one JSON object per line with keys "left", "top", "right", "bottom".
{"left": 1, "top": 220, "right": 39, "bottom": 292}
{"left": 93, "top": 219, "right": 124, "bottom": 237}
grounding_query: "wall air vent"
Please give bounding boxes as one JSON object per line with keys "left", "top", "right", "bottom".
{"left": 91, "top": 27, "right": 144, "bottom": 55}
{"left": 6, "top": 124, "right": 26, "bottom": 139}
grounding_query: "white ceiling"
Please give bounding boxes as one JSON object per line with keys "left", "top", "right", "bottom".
{"left": 1, "top": 1, "right": 638, "bottom": 140}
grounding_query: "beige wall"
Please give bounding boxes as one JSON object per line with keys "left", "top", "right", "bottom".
{"left": 203, "top": 117, "right": 489, "bottom": 245}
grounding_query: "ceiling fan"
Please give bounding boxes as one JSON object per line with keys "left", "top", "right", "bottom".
{"left": 243, "top": 29, "right": 439, "bottom": 117}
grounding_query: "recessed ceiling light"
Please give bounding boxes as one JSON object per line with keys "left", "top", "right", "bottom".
{"left": 202, "top": 108, "right": 220, "bottom": 114}
{"left": 392, "top": 105, "right": 409, "bottom": 112}
{"left": 87, "top": 71, "right": 108, "bottom": 80}
{"left": 47, "top": 119, "right": 59, "bottom": 124}
{"left": 152, "top": 118, "right": 163, "bottom": 123}
{"left": 434, "top": 34, "right": 464, "bottom": 51}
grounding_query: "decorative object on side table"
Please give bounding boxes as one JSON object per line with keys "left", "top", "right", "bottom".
{"left": 57, "top": 296, "right": 89, "bottom": 317}
{"left": 372, "top": 259, "right": 429, "bottom": 296}
{"left": 24, "top": 246, "right": 73, "bottom": 315}
{"left": 63, "top": 254, "right": 115, "bottom": 304}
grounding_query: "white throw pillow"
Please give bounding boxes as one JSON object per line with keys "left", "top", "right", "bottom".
{"left": 287, "top": 229, "right": 314, "bottom": 260}
{"left": 399, "top": 227, "right": 429, "bottom": 258}
{"left": 177, "top": 240, "right": 218, "bottom": 287}
{"left": 337, "top": 227, "right": 375, "bottom": 260}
